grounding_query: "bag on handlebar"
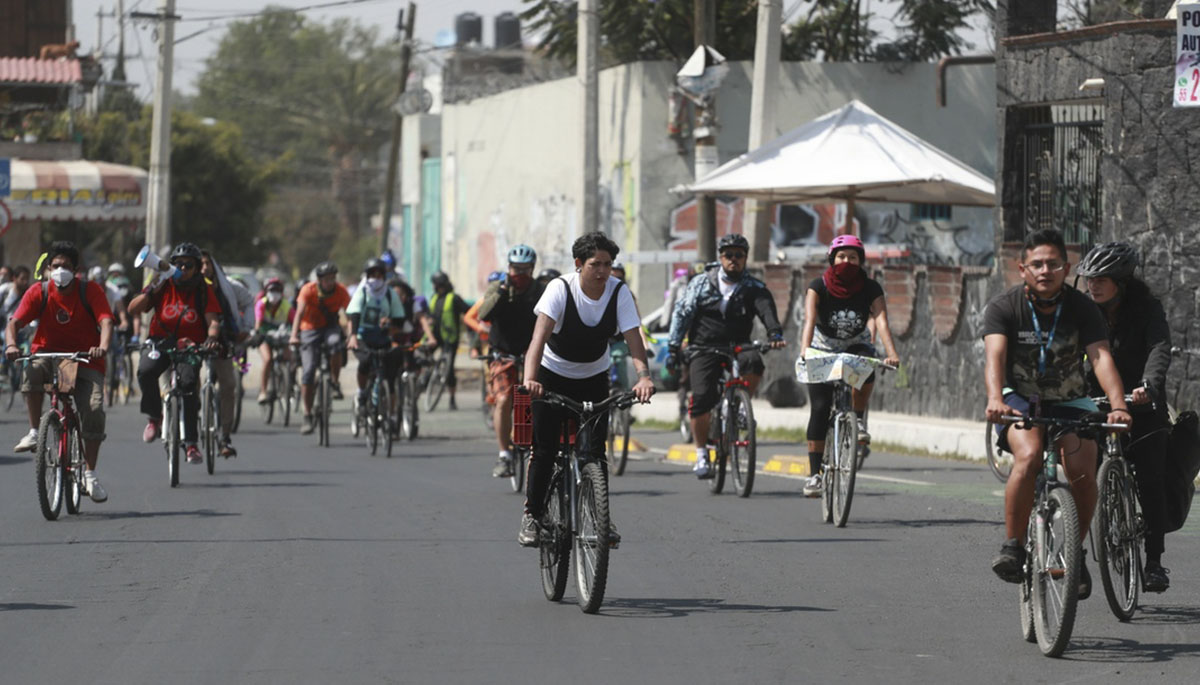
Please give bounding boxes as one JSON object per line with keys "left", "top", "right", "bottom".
{"left": 54, "top": 359, "right": 79, "bottom": 393}
{"left": 1164, "top": 410, "right": 1200, "bottom": 533}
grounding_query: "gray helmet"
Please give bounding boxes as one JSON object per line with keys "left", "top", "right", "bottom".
{"left": 169, "top": 242, "right": 202, "bottom": 262}
{"left": 718, "top": 233, "right": 750, "bottom": 253}
{"left": 315, "top": 261, "right": 338, "bottom": 277}
{"left": 430, "top": 270, "right": 451, "bottom": 288}
{"left": 1077, "top": 242, "right": 1138, "bottom": 280}
{"left": 363, "top": 257, "right": 387, "bottom": 274}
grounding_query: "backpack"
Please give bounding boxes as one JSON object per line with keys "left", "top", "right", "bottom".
{"left": 1165, "top": 410, "right": 1200, "bottom": 532}
{"left": 40, "top": 281, "right": 99, "bottom": 332}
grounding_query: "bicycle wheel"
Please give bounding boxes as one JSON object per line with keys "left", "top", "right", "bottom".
{"left": 120, "top": 353, "right": 134, "bottom": 404}
{"left": 7, "top": 364, "right": 21, "bottom": 411}
{"left": 1019, "top": 555, "right": 1037, "bottom": 643}
{"left": 1031, "top": 486, "right": 1081, "bottom": 657}
{"left": 1095, "top": 459, "right": 1140, "bottom": 621}
{"left": 202, "top": 384, "right": 217, "bottom": 475}
{"left": 820, "top": 437, "right": 834, "bottom": 524}
{"left": 510, "top": 446, "right": 527, "bottom": 493}
{"left": 403, "top": 375, "right": 419, "bottom": 440}
{"left": 380, "top": 381, "right": 394, "bottom": 458}
{"left": 350, "top": 393, "right": 362, "bottom": 438}
{"left": 318, "top": 373, "right": 331, "bottom": 447}
{"left": 706, "top": 403, "right": 727, "bottom": 494}
{"left": 831, "top": 410, "right": 859, "bottom": 528}
{"left": 64, "top": 429, "right": 83, "bottom": 515}
{"left": 368, "top": 380, "right": 380, "bottom": 456}
{"left": 424, "top": 356, "right": 448, "bottom": 412}
{"left": 35, "top": 411, "right": 64, "bottom": 520}
{"left": 575, "top": 462, "right": 611, "bottom": 614}
{"left": 987, "top": 422, "right": 1013, "bottom": 482}
{"left": 232, "top": 374, "right": 244, "bottom": 433}
{"left": 607, "top": 398, "right": 629, "bottom": 477}
{"left": 540, "top": 474, "right": 571, "bottom": 602}
{"left": 729, "top": 387, "right": 756, "bottom": 498}
{"left": 167, "top": 396, "right": 180, "bottom": 488}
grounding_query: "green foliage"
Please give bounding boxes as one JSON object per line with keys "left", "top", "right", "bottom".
{"left": 783, "top": 1, "right": 880, "bottom": 61}
{"left": 875, "top": 1, "right": 994, "bottom": 62}
{"left": 1059, "top": 0, "right": 1141, "bottom": 28}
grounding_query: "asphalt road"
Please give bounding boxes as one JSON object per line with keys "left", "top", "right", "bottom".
{"left": 0, "top": 377, "right": 1197, "bottom": 684}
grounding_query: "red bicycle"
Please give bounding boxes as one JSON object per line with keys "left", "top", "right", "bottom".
{"left": 21, "top": 352, "right": 93, "bottom": 520}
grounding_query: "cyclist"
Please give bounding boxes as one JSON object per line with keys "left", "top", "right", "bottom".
{"left": 666, "top": 233, "right": 786, "bottom": 479}
{"left": 6, "top": 242, "right": 115, "bottom": 501}
{"left": 535, "top": 268, "right": 561, "bottom": 287}
{"left": 464, "top": 271, "right": 504, "bottom": 362}
{"left": 348, "top": 258, "right": 405, "bottom": 420}
{"left": 1078, "top": 242, "right": 1173, "bottom": 592}
{"left": 200, "top": 251, "right": 255, "bottom": 457}
{"left": 130, "top": 242, "right": 223, "bottom": 464}
{"left": 518, "top": 232, "right": 655, "bottom": 547}
{"left": 289, "top": 261, "right": 351, "bottom": 435}
{"left": 797, "top": 234, "right": 900, "bottom": 495}
{"left": 477, "top": 245, "right": 544, "bottom": 479}
{"left": 0, "top": 265, "right": 33, "bottom": 388}
{"left": 427, "top": 271, "right": 469, "bottom": 410}
{"left": 255, "top": 278, "right": 294, "bottom": 404}
{"left": 984, "top": 229, "right": 1130, "bottom": 599}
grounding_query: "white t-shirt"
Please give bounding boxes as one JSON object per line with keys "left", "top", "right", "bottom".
{"left": 717, "top": 275, "right": 737, "bottom": 315}
{"left": 534, "top": 273, "right": 641, "bottom": 378}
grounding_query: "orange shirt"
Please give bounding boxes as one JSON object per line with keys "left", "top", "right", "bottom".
{"left": 297, "top": 281, "right": 351, "bottom": 332}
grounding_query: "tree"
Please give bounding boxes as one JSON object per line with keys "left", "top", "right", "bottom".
{"left": 873, "top": 1, "right": 994, "bottom": 62}
{"left": 1059, "top": 0, "right": 1140, "bottom": 28}
{"left": 783, "top": 1, "right": 880, "bottom": 61}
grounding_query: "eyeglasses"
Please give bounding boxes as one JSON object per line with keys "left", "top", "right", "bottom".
{"left": 173, "top": 260, "right": 198, "bottom": 271}
{"left": 721, "top": 251, "right": 747, "bottom": 260}
{"left": 1021, "top": 260, "right": 1066, "bottom": 274}
{"left": 510, "top": 265, "right": 534, "bottom": 275}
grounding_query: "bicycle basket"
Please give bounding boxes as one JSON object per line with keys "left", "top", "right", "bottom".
{"left": 56, "top": 359, "right": 79, "bottom": 393}
{"left": 513, "top": 388, "right": 533, "bottom": 447}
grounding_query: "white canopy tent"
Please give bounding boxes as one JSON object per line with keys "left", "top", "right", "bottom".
{"left": 687, "top": 100, "right": 995, "bottom": 219}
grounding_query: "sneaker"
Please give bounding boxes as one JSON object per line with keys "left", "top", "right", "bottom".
{"left": 1144, "top": 560, "right": 1170, "bottom": 593}
{"left": 518, "top": 513, "right": 539, "bottom": 547}
{"left": 84, "top": 470, "right": 108, "bottom": 503}
{"left": 331, "top": 381, "right": 344, "bottom": 400}
{"left": 991, "top": 538, "right": 1025, "bottom": 584}
{"left": 13, "top": 428, "right": 38, "bottom": 453}
{"left": 802, "top": 473, "right": 824, "bottom": 498}
{"left": 449, "top": 396, "right": 458, "bottom": 411}
{"left": 608, "top": 522, "right": 621, "bottom": 549}
{"left": 257, "top": 391, "right": 270, "bottom": 405}
{"left": 220, "top": 439, "right": 237, "bottom": 458}
{"left": 693, "top": 449, "right": 712, "bottom": 478}
{"left": 857, "top": 418, "right": 871, "bottom": 444}
{"left": 1078, "top": 555, "right": 1092, "bottom": 600}
{"left": 142, "top": 418, "right": 160, "bottom": 443}
{"left": 185, "top": 444, "right": 202, "bottom": 464}
{"left": 301, "top": 415, "right": 315, "bottom": 435}
{"left": 492, "top": 456, "right": 513, "bottom": 478}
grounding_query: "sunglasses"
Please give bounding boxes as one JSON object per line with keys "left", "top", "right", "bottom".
{"left": 173, "top": 260, "right": 198, "bottom": 271}
{"left": 721, "top": 251, "right": 747, "bottom": 260}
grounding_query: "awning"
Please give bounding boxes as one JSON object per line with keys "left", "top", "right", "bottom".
{"left": 0, "top": 57, "right": 82, "bottom": 86}
{"left": 5, "top": 159, "right": 147, "bottom": 222}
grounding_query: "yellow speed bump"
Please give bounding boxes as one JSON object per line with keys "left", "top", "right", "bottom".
{"left": 762, "top": 455, "right": 811, "bottom": 476}
{"left": 612, "top": 435, "right": 649, "bottom": 453}
{"left": 665, "top": 444, "right": 698, "bottom": 463}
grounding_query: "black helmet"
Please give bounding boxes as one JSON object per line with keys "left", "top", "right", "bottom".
{"left": 537, "top": 268, "right": 561, "bottom": 282}
{"left": 1077, "top": 242, "right": 1138, "bottom": 280}
{"left": 718, "top": 233, "right": 750, "bottom": 253}
{"left": 363, "top": 257, "right": 386, "bottom": 274}
{"left": 315, "top": 261, "right": 338, "bottom": 277}
{"left": 169, "top": 242, "right": 202, "bottom": 262}
{"left": 430, "top": 270, "right": 451, "bottom": 288}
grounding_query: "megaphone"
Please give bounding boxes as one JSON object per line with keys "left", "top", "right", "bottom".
{"left": 134, "top": 245, "right": 180, "bottom": 280}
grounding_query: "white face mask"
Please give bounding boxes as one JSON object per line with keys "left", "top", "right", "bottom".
{"left": 366, "top": 277, "right": 385, "bottom": 292}
{"left": 266, "top": 291, "right": 282, "bottom": 304}
{"left": 50, "top": 267, "right": 74, "bottom": 288}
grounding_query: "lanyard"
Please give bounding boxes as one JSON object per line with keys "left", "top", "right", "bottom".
{"left": 1026, "top": 299, "right": 1062, "bottom": 375}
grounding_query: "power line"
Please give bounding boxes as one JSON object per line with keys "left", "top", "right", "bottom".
{"left": 177, "top": 0, "right": 393, "bottom": 22}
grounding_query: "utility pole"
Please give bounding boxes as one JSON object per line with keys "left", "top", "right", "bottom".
{"left": 693, "top": 0, "right": 717, "bottom": 263}
{"left": 115, "top": 0, "right": 127, "bottom": 84}
{"left": 744, "top": 0, "right": 781, "bottom": 264}
{"left": 579, "top": 0, "right": 600, "bottom": 236}
{"left": 378, "top": 2, "right": 416, "bottom": 255}
{"left": 134, "top": 0, "right": 180, "bottom": 255}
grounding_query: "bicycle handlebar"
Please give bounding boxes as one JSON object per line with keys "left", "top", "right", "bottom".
{"left": 15, "top": 351, "right": 92, "bottom": 363}
{"left": 532, "top": 389, "right": 645, "bottom": 416}
{"left": 1001, "top": 414, "right": 1128, "bottom": 431}
{"left": 686, "top": 340, "right": 777, "bottom": 360}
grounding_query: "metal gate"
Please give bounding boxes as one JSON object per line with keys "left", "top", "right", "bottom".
{"left": 1017, "top": 103, "right": 1104, "bottom": 249}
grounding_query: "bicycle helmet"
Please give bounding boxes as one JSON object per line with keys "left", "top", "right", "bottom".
{"left": 430, "top": 270, "right": 451, "bottom": 288}
{"left": 314, "top": 261, "right": 338, "bottom": 277}
{"left": 88, "top": 266, "right": 104, "bottom": 282}
{"left": 717, "top": 233, "right": 750, "bottom": 253}
{"left": 169, "top": 242, "right": 203, "bottom": 262}
{"left": 537, "top": 268, "right": 561, "bottom": 282}
{"left": 507, "top": 243, "right": 537, "bottom": 265}
{"left": 108, "top": 262, "right": 125, "bottom": 274}
{"left": 264, "top": 277, "right": 284, "bottom": 292}
{"left": 363, "top": 257, "right": 387, "bottom": 274}
{"left": 379, "top": 249, "right": 397, "bottom": 268}
{"left": 1077, "top": 242, "right": 1138, "bottom": 280}
{"left": 827, "top": 234, "right": 866, "bottom": 264}
{"left": 611, "top": 261, "right": 625, "bottom": 272}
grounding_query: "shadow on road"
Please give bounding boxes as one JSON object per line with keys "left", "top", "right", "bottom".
{"left": 222, "top": 469, "right": 349, "bottom": 477}
{"left": 0, "top": 455, "right": 29, "bottom": 466}
{"left": 602, "top": 596, "right": 833, "bottom": 618}
{"left": 0, "top": 602, "right": 74, "bottom": 611}
{"left": 723, "top": 537, "right": 887, "bottom": 545}
{"left": 186, "top": 481, "right": 331, "bottom": 489}
{"left": 609, "top": 489, "right": 673, "bottom": 498}
{"left": 1134, "top": 605, "right": 1200, "bottom": 626}
{"left": 1064, "top": 636, "right": 1200, "bottom": 663}
{"left": 850, "top": 518, "right": 1001, "bottom": 529}
{"left": 79, "top": 509, "right": 241, "bottom": 520}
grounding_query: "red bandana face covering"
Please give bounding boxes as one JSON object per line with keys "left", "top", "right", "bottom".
{"left": 823, "top": 262, "right": 865, "bottom": 299}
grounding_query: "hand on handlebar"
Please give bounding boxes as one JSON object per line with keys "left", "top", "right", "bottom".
{"left": 203, "top": 338, "right": 221, "bottom": 352}
{"left": 523, "top": 379, "right": 544, "bottom": 400}
{"left": 1130, "top": 386, "right": 1152, "bottom": 405}
{"left": 88, "top": 345, "right": 107, "bottom": 361}
{"left": 985, "top": 397, "right": 1017, "bottom": 424}
{"left": 883, "top": 353, "right": 900, "bottom": 368}
{"left": 768, "top": 337, "right": 787, "bottom": 350}
{"left": 347, "top": 336, "right": 359, "bottom": 351}
{"left": 632, "top": 376, "right": 655, "bottom": 404}
{"left": 1106, "top": 409, "right": 1133, "bottom": 432}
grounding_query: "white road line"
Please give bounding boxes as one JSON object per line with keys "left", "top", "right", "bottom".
{"left": 857, "top": 473, "right": 934, "bottom": 486}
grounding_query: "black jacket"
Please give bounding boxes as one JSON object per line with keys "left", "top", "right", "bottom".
{"left": 1087, "top": 286, "right": 1171, "bottom": 409}
{"left": 668, "top": 266, "right": 783, "bottom": 348}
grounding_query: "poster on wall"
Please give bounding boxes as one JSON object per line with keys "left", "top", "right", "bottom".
{"left": 1176, "top": 3, "right": 1200, "bottom": 108}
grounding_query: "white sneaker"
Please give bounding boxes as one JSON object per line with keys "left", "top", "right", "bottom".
{"left": 802, "top": 473, "right": 823, "bottom": 498}
{"left": 857, "top": 418, "right": 871, "bottom": 444}
{"left": 85, "top": 471, "right": 108, "bottom": 503}
{"left": 14, "top": 428, "right": 38, "bottom": 453}
{"left": 692, "top": 448, "right": 711, "bottom": 478}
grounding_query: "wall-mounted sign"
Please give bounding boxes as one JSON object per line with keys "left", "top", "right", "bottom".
{"left": 1176, "top": 3, "right": 1200, "bottom": 107}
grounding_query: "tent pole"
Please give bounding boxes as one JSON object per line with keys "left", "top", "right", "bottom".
{"left": 844, "top": 197, "right": 856, "bottom": 235}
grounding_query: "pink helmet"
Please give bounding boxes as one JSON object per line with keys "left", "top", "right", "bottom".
{"left": 828, "top": 234, "right": 865, "bottom": 265}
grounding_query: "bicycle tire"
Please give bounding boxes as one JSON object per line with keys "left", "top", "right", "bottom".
{"left": 510, "top": 446, "right": 527, "bottom": 493}
{"left": 350, "top": 394, "right": 362, "bottom": 438}
{"left": 202, "top": 384, "right": 216, "bottom": 475}
{"left": 368, "top": 380, "right": 380, "bottom": 456}
{"left": 121, "top": 353, "right": 134, "bottom": 404}
{"left": 64, "top": 429, "right": 83, "bottom": 515}
{"left": 7, "top": 364, "right": 21, "bottom": 411}
{"left": 262, "top": 366, "right": 276, "bottom": 425}
{"left": 403, "top": 375, "right": 419, "bottom": 440}
{"left": 283, "top": 366, "right": 295, "bottom": 427}
{"left": 820, "top": 435, "right": 834, "bottom": 523}
{"left": 574, "top": 462, "right": 611, "bottom": 614}
{"left": 607, "top": 397, "right": 629, "bottom": 477}
{"left": 232, "top": 375, "right": 244, "bottom": 434}
{"left": 35, "top": 411, "right": 63, "bottom": 521}
{"left": 424, "top": 356, "right": 448, "bottom": 412}
{"left": 832, "top": 410, "right": 859, "bottom": 528}
{"left": 381, "top": 380, "right": 394, "bottom": 459}
{"left": 729, "top": 387, "right": 756, "bottom": 498}
{"left": 540, "top": 475, "right": 571, "bottom": 602}
{"left": 987, "top": 422, "right": 1013, "bottom": 482}
{"left": 1019, "top": 558, "right": 1036, "bottom": 643}
{"left": 1095, "top": 458, "right": 1140, "bottom": 621}
{"left": 1032, "top": 486, "right": 1081, "bottom": 657}
{"left": 318, "top": 373, "right": 331, "bottom": 447}
{"left": 707, "top": 403, "right": 727, "bottom": 494}
{"left": 167, "top": 396, "right": 180, "bottom": 488}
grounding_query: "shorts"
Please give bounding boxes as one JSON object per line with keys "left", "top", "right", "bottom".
{"left": 300, "top": 327, "right": 344, "bottom": 385}
{"left": 354, "top": 345, "right": 401, "bottom": 383}
{"left": 994, "top": 392, "right": 1098, "bottom": 453}
{"left": 488, "top": 358, "right": 520, "bottom": 404}
{"left": 22, "top": 358, "right": 107, "bottom": 441}
{"left": 687, "top": 348, "right": 764, "bottom": 418}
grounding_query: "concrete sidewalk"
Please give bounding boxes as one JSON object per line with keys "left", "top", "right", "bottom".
{"left": 632, "top": 395, "right": 988, "bottom": 461}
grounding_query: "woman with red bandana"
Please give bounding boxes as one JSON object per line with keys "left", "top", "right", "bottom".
{"left": 798, "top": 234, "right": 900, "bottom": 497}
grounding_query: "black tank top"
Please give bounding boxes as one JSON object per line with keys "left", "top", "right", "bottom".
{"left": 546, "top": 277, "right": 624, "bottom": 363}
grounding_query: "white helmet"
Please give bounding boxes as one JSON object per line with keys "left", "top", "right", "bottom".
{"left": 88, "top": 266, "right": 104, "bottom": 282}
{"left": 108, "top": 262, "right": 125, "bottom": 274}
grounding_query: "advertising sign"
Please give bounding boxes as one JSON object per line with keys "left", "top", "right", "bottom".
{"left": 1176, "top": 3, "right": 1200, "bottom": 107}
{"left": 0, "top": 158, "right": 9, "bottom": 197}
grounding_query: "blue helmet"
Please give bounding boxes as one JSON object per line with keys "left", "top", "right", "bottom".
{"left": 507, "top": 244, "right": 537, "bottom": 265}
{"left": 379, "top": 249, "right": 397, "bottom": 268}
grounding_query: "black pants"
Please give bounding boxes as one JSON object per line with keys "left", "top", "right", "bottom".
{"left": 524, "top": 367, "right": 609, "bottom": 518}
{"left": 138, "top": 345, "right": 201, "bottom": 444}
{"left": 1126, "top": 411, "right": 1170, "bottom": 559}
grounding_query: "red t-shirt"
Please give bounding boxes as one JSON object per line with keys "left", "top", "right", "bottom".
{"left": 148, "top": 280, "right": 222, "bottom": 344}
{"left": 12, "top": 281, "right": 115, "bottom": 374}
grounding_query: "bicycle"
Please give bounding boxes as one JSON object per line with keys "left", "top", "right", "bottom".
{"left": 199, "top": 350, "right": 234, "bottom": 476}
{"left": 986, "top": 421, "right": 1014, "bottom": 482}
{"left": 22, "top": 352, "right": 92, "bottom": 520}
{"left": 4, "top": 331, "right": 30, "bottom": 411}
{"left": 423, "top": 345, "right": 452, "bottom": 412}
{"left": 147, "top": 341, "right": 209, "bottom": 488}
{"left": 480, "top": 356, "right": 495, "bottom": 431}
{"left": 607, "top": 345, "right": 632, "bottom": 477}
{"left": 258, "top": 329, "right": 293, "bottom": 425}
{"left": 394, "top": 345, "right": 425, "bottom": 441}
{"left": 352, "top": 347, "right": 395, "bottom": 458}
{"left": 309, "top": 339, "right": 339, "bottom": 447}
{"left": 686, "top": 342, "right": 774, "bottom": 497}
{"left": 1002, "top": 410, "right": 1127, "bottom": 657}
{"left": 230, "top": 345, "right": 247, "bottom": 433}
{"left": 489, "top": 350, "right": 527, "bottom": 492}
{"left": 515, "top": 388, "right": 640, "bottom": 614}
{"left": 798, "top": 349, "right": 893, "bottom": 526}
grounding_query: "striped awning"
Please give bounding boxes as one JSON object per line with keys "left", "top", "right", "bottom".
{"left": 5, "top": 159, "right": 147, "bottom": 222}
{"left": 0, "top": 58, "right": 82, "bottom": 85}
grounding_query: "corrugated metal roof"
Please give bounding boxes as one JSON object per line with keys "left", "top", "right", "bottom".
{"left": 0, "top": 57, "right": 82, "bottom": 85}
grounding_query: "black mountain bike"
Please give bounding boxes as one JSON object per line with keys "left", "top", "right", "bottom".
{"left": 352, "top": 347, "right": 395, "bottom": 458}
{"left": 423, "top": 345, "right": 452, "bottom": 412}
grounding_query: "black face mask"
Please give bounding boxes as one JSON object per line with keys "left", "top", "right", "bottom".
{"left": 1025, "top": 285, "right": 1063, "bottom": 308}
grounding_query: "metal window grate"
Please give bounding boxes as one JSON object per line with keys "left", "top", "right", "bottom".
{"left": 1016, "top": 103, "right": 1104, "bottom": 250}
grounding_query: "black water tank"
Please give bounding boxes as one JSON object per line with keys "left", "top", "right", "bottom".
{"left": 494, "top": 12, "right": 521, "bottom": 50}
{"left": 455, "top": 12, "right": 483, "bottom": 47}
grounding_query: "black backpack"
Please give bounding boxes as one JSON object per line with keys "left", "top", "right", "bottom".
{"left": 1165, "top": 410, "right": 1200, "bottom": 532}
